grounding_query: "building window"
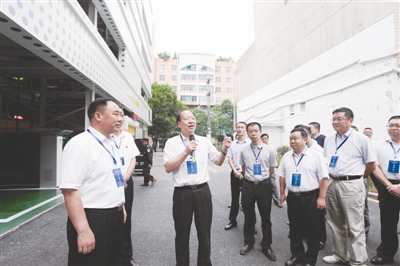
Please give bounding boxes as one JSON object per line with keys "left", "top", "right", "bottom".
{"left": 226, "top": 87, "right": 233, "bottom": 93}
{"left": 171, "top": 75, "right": 177, "bottom": 81}
{"left": 216, "top": 97, "right": 222, "bottom": 103}
{"left": 171, "top": 86, "right": 177, "bottom": 91}
{"left": 215, "top": 87, "right": 221, "bottom": 93}
{"left": 198, "top": 85, "right": 214, "bottom": 92}
{"left": 180, "top": 85, "right": 197, "bottom": 91}
{"left": 181, "top": 95, "right": 198, "bottom": 102}
{"left": 215, "top": 77, "right": 221, "bottom": 83}
{"left": 159, "top": 64, "right": 165, "bottom": 71}
{"left": 226, "top": 77, "right": 232, "bottom": 83}
{"left": 171, "top": 65, "right": 177, "bottom": 71}
{"left": 181, "top": 64, "right": 197, "bottom": 71}
{"left": 300, "top": 102, "right": 306, "bottom": 112}
{"left": 198, "top": 64, "right": 213, "bottom": 72}
{"left": 159, "top": 75, "right": 165, "bottom": 81}
{"left": 180, "top": 74, "right": 197, "bottom": 80}
{"left": 215, "top": 66, "right": 221, "bottom": 73}
{"left": 226, "top": 67, "right": 232, "bottom": 73}
{"left": 198, "top": 74, "right": 214, "bottom": 81}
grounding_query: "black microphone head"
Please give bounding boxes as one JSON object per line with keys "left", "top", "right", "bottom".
{"left": 189, "top": 134, "right": 195, "bottom": 141}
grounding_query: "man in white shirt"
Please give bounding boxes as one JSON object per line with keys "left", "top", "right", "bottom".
{"left": 277, "top": 128, "right": 328, "bottom": 266}
{"left": 113, "top": 108, "right": 141, "bottom": 266}
{"left": 163, "top": 110, "right": 232, "bottom": 266}
{"left": 370, "top": 116, "right": 400, "bottom": 265}
{"left": 322, "top": 107, "right": 375, "bottom": 266}
{"left": 60, "top": 98, "right": 126, "bottom": 265}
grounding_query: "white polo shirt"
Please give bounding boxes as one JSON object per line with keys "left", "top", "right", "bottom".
{"left": 227, "top": 138, "right": 250, "bottom": 170}
{"left": 277, "top": 148, "right": 329, "bottom": 192}
{"left": 59, "top": 126, "right": 125, "bottom": 208}
{"left": 112, "top": 131, "right": 140, "bottom": 175}
{"left": 323, "top": 129, "right": 375, "bottom": 175}
{"left": 308, "top": 139, "right": 323, "bottom": 154}
{"left": 239, "top": 143, "right": 277, "bottom": 182}
{"left": 164, "top": 134, "right": 219, "bottom": 187}
{"left": 374, "top": 139, "right": 400, "bottom": 181}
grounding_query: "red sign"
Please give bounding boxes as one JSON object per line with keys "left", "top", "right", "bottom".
{"left": 133, "top": 113, "right": 138, "bottom": 121}
{"left": 14, "top": 115, "right": 23, "bottom": 120}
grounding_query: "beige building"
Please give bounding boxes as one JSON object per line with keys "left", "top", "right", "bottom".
{"left": 154, "top": 53, "right": 236, "bottom": 110}
{"left": 237, "top": 1, "right": 400, "bottom": 146}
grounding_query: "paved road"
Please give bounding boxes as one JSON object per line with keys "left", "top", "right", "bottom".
{"left": 0, "top": 153, "right": 399, "bottom": 265}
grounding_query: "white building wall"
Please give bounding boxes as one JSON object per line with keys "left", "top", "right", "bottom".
{"left": 238, "top": 14, "right": 400, "bottom": 146}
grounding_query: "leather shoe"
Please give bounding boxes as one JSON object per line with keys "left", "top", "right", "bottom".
{"left": 371, "top": 255, "right": 394, "bottom": 265}
{"left": 319, "top": 241, "right": 325, "bottom": 250}
{"left": 130, "top": 260, "right": 140, "bottom": 266}
{"left": 239, "top": 244, "right": 253, "bottom": 255}
{"left": 151, "top": 178, "right": 157, "bottom": 186}
{"left": 284, "top": 256, "right": 302, "bottom": 266}
{"left": 224, "top": 221, "right": 237, "bottom": 230}
{"left": 140, "top": 183, "right": 148, "bottom": 186}
{"left": 262, "top": 247, "right": 276, "bottom": 261}
{"left": 304, "top": 264, "right": 314, "bottom": 266}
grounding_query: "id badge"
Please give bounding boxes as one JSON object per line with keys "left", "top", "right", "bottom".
{"left": 253, "top": 164, "right": 262, "bottom": 175}
{"left": 388, "top": 160, "right": 400, "bottom": 173}
{"left": 112, "top": 168, "right": 125, "bottom": 187}
{"left": 329, "top": 156, "right": 338, "bottom": 168}
{"left": 187, "top": 161, "right": 198, "bottom": 175}
{"left": 120, "top": 157, "right": 125, "bottom": 166}
{"left": 291, "top": 173, "right": 301, "bottom": 186}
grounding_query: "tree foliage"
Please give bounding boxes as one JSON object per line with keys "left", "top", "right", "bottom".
{"left": 148, "top": 83, "right": 187, "bottom": 150}
{"left": 216, "top": 56, "right": 234, "bottom": 62}
{"left": 157, "top": 51, "right": 171, "bottom": 60}
{"left": 210, "top": 99, "right": 234, "bottom": 138}
{"left": 172, "top": 52, "right": 177, "bottom": 59}
{"left": 192, "top": 108, "right": 207, "bottom": 136}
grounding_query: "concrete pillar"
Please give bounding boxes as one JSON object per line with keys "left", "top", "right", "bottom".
{"left": 85, "top": 89, "right": 95, "bottom": 129}
{"left": 40, "top": 78, "right": 46, "bottom": 126}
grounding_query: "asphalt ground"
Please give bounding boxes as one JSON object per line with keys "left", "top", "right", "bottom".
{"left": 0, "top": 152, "right": 399, "bottom": 266}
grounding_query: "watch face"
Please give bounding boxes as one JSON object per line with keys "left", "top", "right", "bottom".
{"left": 147, "top": 148, "right": 151, "bottom": 152}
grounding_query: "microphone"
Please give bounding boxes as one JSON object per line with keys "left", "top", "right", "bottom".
{"left": 189, "top": 134, "right": 196, "bottom": 159}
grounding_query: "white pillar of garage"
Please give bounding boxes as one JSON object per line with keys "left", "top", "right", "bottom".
{"left": 85, "top": 89, "right": 95, "bottom": 130}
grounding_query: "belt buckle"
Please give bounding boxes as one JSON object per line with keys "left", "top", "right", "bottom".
{"left": 118, "top": 205, "right": 122, "bottom": 211}
{"left": 191, "top": 185, "right": 198, "bottom": 190}
{"left": 254, "top": 181, "right": 259, "bottom": 185}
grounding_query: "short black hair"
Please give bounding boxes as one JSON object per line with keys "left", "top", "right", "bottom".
{"left": 363, "top": 127, "right": 373, "bottom": 131}
{"left": 87, "top": 98, "right": 113, "bottom": 120}
{"left": 176, "top": 110, "right": 193, "bottom": 123}
{"left": 260, "top": 133, "right": 269, "bottom": 138}
{"left": 237, "top": 121, "right": 247, "bottom": 127}
{"left": 351, "top": 125, "right": 358, "bottom": 131}
{"left": 309, "top": 122, "right": 321, "bottom": 131}
{"left": 388, "top": 116, "right": 400, "bottom": 123}
{"left": 290, "top": 128, "right": 308, "bottom": 139}
{"left": 333, "top": 107, "right": 354, "bottom": 119}
{"left": 142, "top": 138, "right": 149, "bottom": 142}
{"left": 294, "top": 124, "right": 311, "bottom": 135}
{"left": 246, "top": 122, "right": 261, "bottom": 131}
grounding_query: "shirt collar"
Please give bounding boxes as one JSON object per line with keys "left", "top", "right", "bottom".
{"left": 336, "top": 128, "right": 352, "bottom": 139}
{"left": 88, "top": 126, "right": 109, "bottom": 142}
{"left": 235, "top": 138, "right": 249, "bottom": 144}
{"left": 292, "top": 147, "right": 308, "bottom": 157}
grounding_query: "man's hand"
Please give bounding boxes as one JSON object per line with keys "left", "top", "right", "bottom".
{"left": 316, "top": 197, "right": 326, "bottom": 210}
{"left": 234, "top": 171, "right": 243, "bottom": 180}
{"left": 123, "top": 205, "right": 127, "bottom": 223}
{"left": 387, "top": 184, "right": 400, "bottom": 197}
{"left": 77, "top": 227, "right": 95, "bottom": 254}
{"left": 280, "top": 193, "right": 286, "bottom": 207}
{"left": 147, "top": 164, "right": 152, "bottom": 169}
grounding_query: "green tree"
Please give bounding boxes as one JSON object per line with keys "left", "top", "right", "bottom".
{"left": 172, "top": 52, "right": 178, "bottom": 59}
{"left": 210, "top": 99, "right": 234, "bottom": 138}
{"left": 192, "top": 108, "right": 207, "bottom": 136}
{"left": 216, "top": 56, "right": 234, "bottom": 62}
{"left": 157, "top": 51, "right": 171, "bottom": 60}
{"left": 148, "top": 83, "right": 187, "bottom": 151}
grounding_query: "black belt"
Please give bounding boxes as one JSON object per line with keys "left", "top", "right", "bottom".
{"left": 389, "top": 180, "right": 400, "bottom": 184}
{"left": 85, "top": 204, "right": 123, "bottom": 212}
{"left": 176, "top": 182, "right": 207, "bottom": 190}
{"left": 329, "top": 174, "right": 362, "bottom": 181}
{"left": 244, "top": 178, "right": 268, "bottom": 185}
{"left": 288, "top": 189, "right": 319, "bottom": 197}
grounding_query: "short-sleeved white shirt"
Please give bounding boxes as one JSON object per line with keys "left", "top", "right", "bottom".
{"left": 227, "top": 138, "right": 250, "bottom": 170}
{"left": 239, "top": 142, "right": 277, "bottom": 182}
{"left": 276, "top": 148, "right": 329, "bottom": 192}
{"left": 308, "top": 139, "right": 323, "bottom": 154}
{"left": 112, "top": 131, "right": 140, "bottom": 175}
{"left": 59, "top": 126, "right": 125, "bottom": 208}
{"left": 164, "top": 134, "right": 219, "bottom": 187}
{"left": 374, "top": 139, "right": 400, "bottom": 181}
{"left": 323, "top": 129, "right": 375, "bottom": 175}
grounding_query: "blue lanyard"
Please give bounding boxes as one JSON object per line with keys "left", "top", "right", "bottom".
{"left": 180, "top": 134, "right": 187, "bottom": 148}
{"left": 251, "top": 143, "right": 263, "bottom": 162}
{"left": 307, "top": 141, "right": 313, "bottom": 148}
{"left": 292, "top": 148, "right": 307, "bottom": 172}
{"left": 112, "top": 135, "right": 122, "bottom": 150}
{"left": 390, "top": 142, "right": 400, "bottom": 159}
{"left": 334, "top": 130, "right": 352, "bottom": 154}
{"left": 87, "top": 129, "right": 117, "bottom": 165}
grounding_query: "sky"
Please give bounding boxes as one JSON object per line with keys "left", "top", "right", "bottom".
{"left": 151, "top": 1, "right": 255, "bottom": 62}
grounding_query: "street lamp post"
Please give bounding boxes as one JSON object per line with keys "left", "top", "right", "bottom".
{"left": 206, "top": 78, "right": 211, "bottom": 140}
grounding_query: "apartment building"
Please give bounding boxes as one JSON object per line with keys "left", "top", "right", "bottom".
{"left": 154, "top": 53, "right": 236, "bottom": 110}
{"left": 0, "top": 0, "right": 154, "bottom": 188}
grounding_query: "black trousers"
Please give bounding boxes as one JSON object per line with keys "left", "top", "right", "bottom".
{"left": 67, "top": 206, "right": 124, "bottom": 266}
{"left": 122, "top": 177, "right": 134, "bottom": 264}
{"left": 318, "top": 209, "right": 327, "bottom": 243}
{"left": 228, "top": 170, "right": 243, "bottom": 221}
{"left": 287, "top": 190, "right": 320, "bottom": 265}
{"left": 143, "top": 167, "right": 154, "bottom": 184}
{"left": 241, "top": 179, "right": 272, "bottom": 248}
{"left": 371, "top": 174, "right": 400, "bottom": 260}
{"left": 173, "top": 183, "right": 212, "bottom": 266}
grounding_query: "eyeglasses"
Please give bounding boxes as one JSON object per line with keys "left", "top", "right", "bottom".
{"left": 331, "top": 117, "right": 348, "bottom": 122}
{"left": 182, "top": 117, "right": 196, "bottom": 122}
{"left": 387, "top": 124, "right": 400, "bottom": 129}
